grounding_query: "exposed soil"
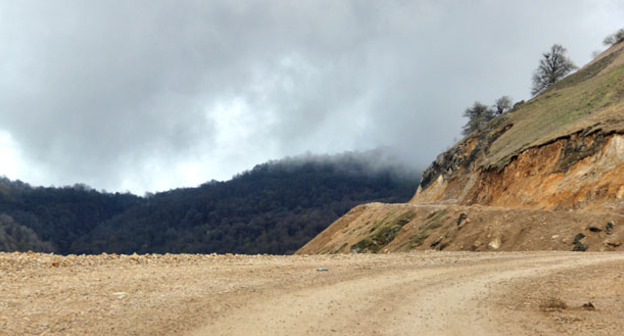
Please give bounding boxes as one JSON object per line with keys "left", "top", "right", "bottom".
{"left": 2, "top": 251, "right": 624, "bottom": 335}
{"left": 412, "top": 133, "right": 624, "bottom": 213}
{"left": 297, "top": 203, "right": 624, "bottom": 255}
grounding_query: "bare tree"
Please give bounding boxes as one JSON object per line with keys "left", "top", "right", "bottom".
{"left": 531, "top": 44, "right": 577, "bottom": 96}
{"left": 462, "top": 102, "right": 494, "bottom": 136}
{"left": 603, "top": 28, "right": 624, "bottom": 46}
{"left": 494, "top": 96, "right": 512, "bottom": 114}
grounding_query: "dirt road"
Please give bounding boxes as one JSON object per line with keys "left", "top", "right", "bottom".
{"left": 2, "top": 251, "right": 624, "bottom": 335}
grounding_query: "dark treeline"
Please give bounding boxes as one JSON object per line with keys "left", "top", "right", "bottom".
{"left": 0, "top": 151, "right": 420, "bottom": 255}
{"left": 0, "top": 180, "right": 142, "bottom": 253}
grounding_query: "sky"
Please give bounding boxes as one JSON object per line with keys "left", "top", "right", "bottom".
{"left": 0, "top": 1, "right": 622, "bottom": 194}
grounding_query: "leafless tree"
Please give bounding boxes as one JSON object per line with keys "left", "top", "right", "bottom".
{"left": 531, "top": 44, "right": 577, "bottom": 96}
{"left": 603, "top": 28, "right": 624, "bottom": 46}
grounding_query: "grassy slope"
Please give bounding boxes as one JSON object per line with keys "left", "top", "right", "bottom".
{"left": 482, "top": 42, "right": 624, "bottom": 170}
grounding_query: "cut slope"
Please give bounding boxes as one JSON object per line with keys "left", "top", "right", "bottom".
{"left": 297, "top": 203, "right": 624, "bottom": 254}
{"left": 412, "top": 41, "right": 624, "bottom": 211}
{"left": 486, "top": 42, "right": 624, "bottom": 170}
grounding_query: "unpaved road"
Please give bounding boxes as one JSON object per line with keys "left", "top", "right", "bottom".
{"left": 2, "top": 251, "right": 624, "bottom": 335}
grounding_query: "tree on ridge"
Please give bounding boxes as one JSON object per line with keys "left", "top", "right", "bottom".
{"left": 531, "top": 44, "right": 577, "bottom": 96}
{"left": 462, "top": 102, "right": 495, "bottom": 136}
{"left": 603, "top": 28, "right": 624, "bottom": 46}
{"left": 494, "top": 96, "right": 512, "bottom": 115}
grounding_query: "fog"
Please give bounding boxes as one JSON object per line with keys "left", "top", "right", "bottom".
{"left": 0, "top": 1, "right": 622, "bottom": 193}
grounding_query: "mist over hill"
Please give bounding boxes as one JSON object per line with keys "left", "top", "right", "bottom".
{"left": 0, "top": 150, "right": 420, "bottom": 254}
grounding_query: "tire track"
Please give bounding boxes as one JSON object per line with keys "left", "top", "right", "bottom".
{"left": 189, "top": 253, "right": 624, "bottom": 336}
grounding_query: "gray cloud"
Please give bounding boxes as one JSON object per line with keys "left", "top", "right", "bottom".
{"left": 0, "top": 0, "right": 622, "bottom": 193}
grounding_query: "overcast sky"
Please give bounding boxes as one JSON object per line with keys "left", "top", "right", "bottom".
{"left": 0, "top": 1, "right": 622, "bottom": 194}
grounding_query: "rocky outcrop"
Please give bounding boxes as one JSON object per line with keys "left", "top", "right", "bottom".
{"left": 412, "top": 131, "right": 624, "bottom": 212}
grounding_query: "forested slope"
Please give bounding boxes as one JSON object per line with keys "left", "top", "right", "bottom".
{"left": 0, "top": 151, "right": 419, "bottom": 254}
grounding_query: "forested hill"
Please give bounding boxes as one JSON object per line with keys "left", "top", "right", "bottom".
{"left": 0, "top": 151, "right": 420, "bottom": 255}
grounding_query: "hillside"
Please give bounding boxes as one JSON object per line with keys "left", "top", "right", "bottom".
{"left": 297, "top": 203, "right": 623, "bottom": 254}
{"left": 299, "top": 41, "right": 624, "bottom": 255}
{"left": 413, "top": 41, "right": 624, "bottom": 211}
{"left": 0, "top": 150, "right": 419, "bottom": 255}
{"left": 0, "top": 180, "right": 142, "bottom": 253}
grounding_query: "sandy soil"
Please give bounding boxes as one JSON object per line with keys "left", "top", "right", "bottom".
{"left": 1, "top": 251, "right": 624, "bottom": 335}
{"left": 296, "top": 203, "right": 624, "bottom": 255}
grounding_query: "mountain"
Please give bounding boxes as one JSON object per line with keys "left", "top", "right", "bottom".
{"left": 0, "top": 150, "right": 419, "bottom": 254}
{"left": 298, "top": 41, "right": 624, "bottom": 255}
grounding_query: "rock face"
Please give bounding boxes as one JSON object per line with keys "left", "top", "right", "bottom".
{"left": 412, "top": 131, "right": 624, "bottom": 212}
{"left": 298, "top": 42, "right": 624, "bottom": 255}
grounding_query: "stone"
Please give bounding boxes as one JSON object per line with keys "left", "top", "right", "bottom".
{"left": 487, "top": 238, "right": 501, "bottom": 250}
{"left": 430, "top": 238, "right": 443, "bottom": 248}
{"left": 606, "top": 221, "right": 615, "bottom": 235}
{"left": 588, "top": 224, "right": 602, "bottom": 232}
{"left": 456, "top": 213, "right": 468, "bottom": 227}
{"left": 573, "top": 233, "right": 588, "bottom": 251}
{"left": 112, "top": 292, "right": 128, "bottom": 299}
{"left": 573, "top": 233, "right": 586, "bottom": 244}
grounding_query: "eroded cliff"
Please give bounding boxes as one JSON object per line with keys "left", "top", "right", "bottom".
{"left": 412, "top": 130, "right": 624, "bottom": 212}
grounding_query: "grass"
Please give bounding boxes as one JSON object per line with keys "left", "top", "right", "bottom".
{"left": 554, "top": 48, "right": 621, "bottom": 90}
{"left": 332, "top": 243, "right": 348, "bottom": 254}
{"left": 477, "top": 44, "right": 624, "bottom": 171}
{"left": 350, "top": 210, "right": 416, "bottom": 253}
{"left": 408, "top": 209, "right": 449, "bottom": 248}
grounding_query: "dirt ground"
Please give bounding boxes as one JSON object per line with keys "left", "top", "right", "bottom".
{"left": 296, "top": 203, "right": 624, "bottom": 255}
{"left": 1, "top": 251, "right": 624, "bottom": 335}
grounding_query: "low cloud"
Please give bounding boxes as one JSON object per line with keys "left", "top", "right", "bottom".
{"left": 0, "top": 0, "right": 622, "bottom": 193}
